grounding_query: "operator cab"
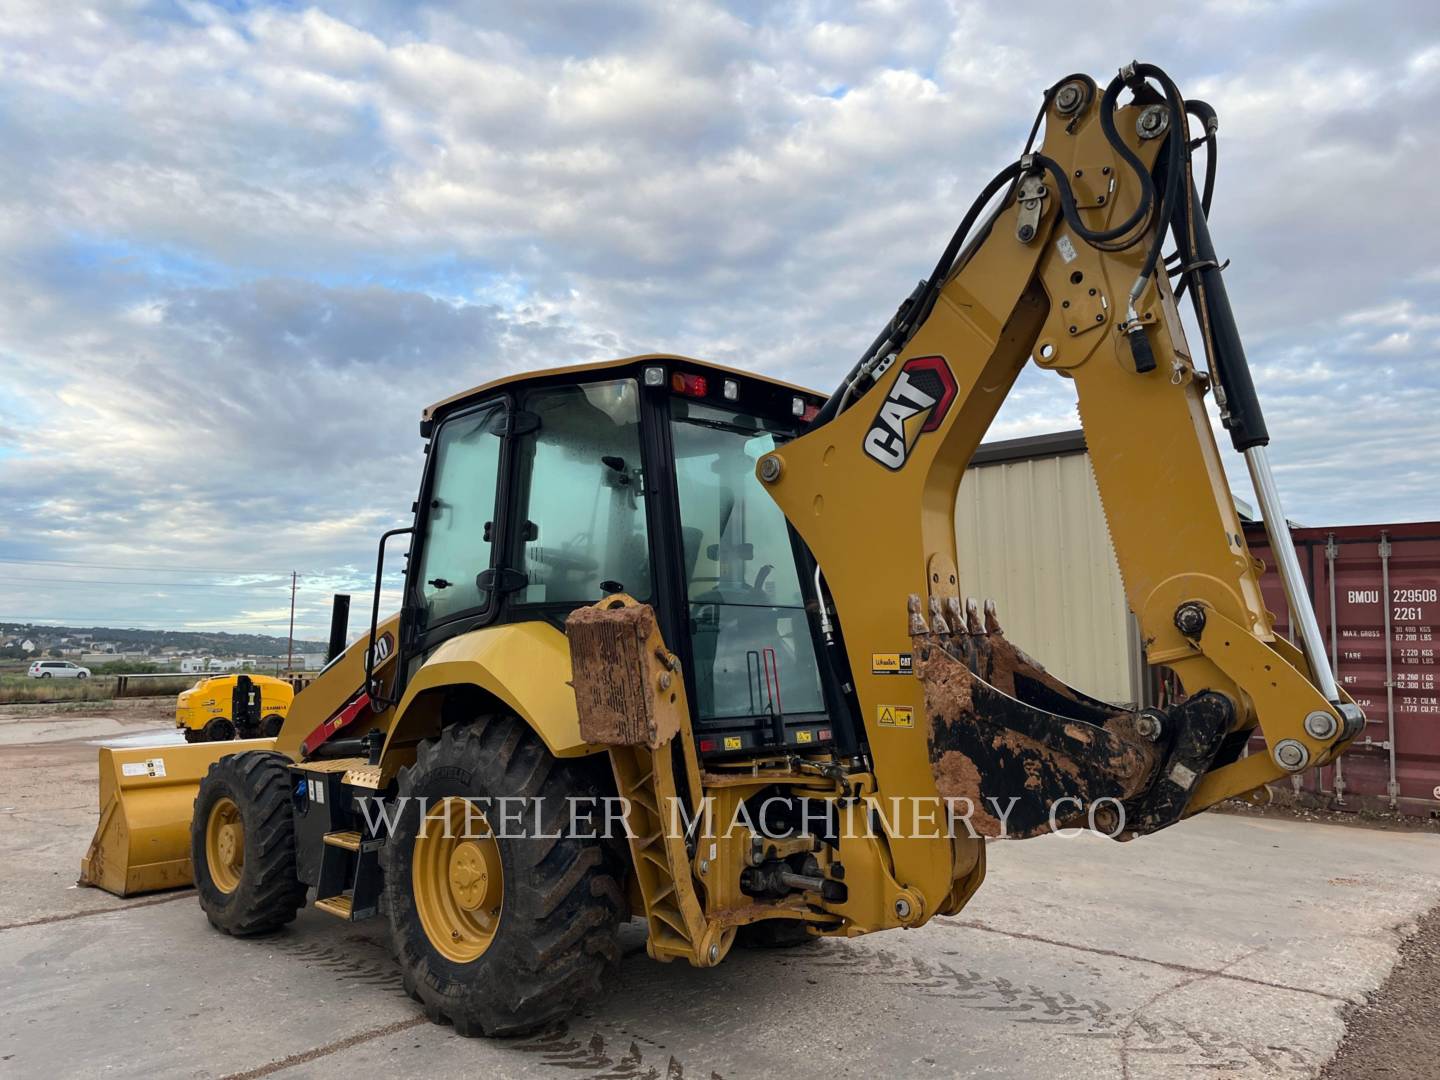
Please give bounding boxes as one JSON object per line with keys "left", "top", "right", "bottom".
{"left": 401, "top": 357, "right": 849, "bottom": 759}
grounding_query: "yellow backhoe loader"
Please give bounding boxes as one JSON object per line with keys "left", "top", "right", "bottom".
{"left": 81, "top": 61, "right": 1361, "bottom": 1036}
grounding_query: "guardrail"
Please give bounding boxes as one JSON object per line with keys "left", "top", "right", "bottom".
{"left": 114, "top": 673, "right": 203, "bottom": 698}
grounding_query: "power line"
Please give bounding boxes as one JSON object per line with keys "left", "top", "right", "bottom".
{"left": 0, "top": 555, "right": 291, "bottom": 575}
{"left": 0, "top": 576, "right": 297, "bottom": 590}
{"left": 0, "top": 555, "right": 405, "bottom": 580}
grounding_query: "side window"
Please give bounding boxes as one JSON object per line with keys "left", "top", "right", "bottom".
{"left": 415, "top": 403, "right": 503, "bottom": 624}
{"left": 514, "top": 380, "right": 650, "bottom": 604}
{"left": 671, "top": 401, "right": 826, "bottom": 720}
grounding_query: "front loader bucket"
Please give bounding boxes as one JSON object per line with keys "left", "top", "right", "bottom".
{"left": 912, "top": 594, "right": 1234, "bottom": 839}
{"left": 79, "top": 739, "right": 276, "bottom": 897}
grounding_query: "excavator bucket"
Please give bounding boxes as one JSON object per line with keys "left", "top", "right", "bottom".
{"left": 79, "top": 738, "right": 275, "bottom": 897}
{"left": 912, "top": 595, "right": 1232, "bottom": 840}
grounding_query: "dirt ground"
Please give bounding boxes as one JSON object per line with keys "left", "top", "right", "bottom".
{"left": 1320, "top": 905, "right": 1440, "bottom": 1079}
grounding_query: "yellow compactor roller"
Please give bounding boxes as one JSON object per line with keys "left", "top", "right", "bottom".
{"left": 176, "top": 672, "right": 294, "bottom": 742}
{"left": 82, "top": 61, "right": 1361, "bottom": 1036}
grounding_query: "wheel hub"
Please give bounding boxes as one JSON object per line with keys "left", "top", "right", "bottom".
{"left": 204, "top": 796, "right": 244, "bottom": 894}
{"left": 448, "top": 839, "right": 499, "bottom": 912}
{"left": 413, "top": 797, "right": 504, "bottom": 963}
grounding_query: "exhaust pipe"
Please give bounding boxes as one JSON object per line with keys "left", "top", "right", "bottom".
{"left": 326, "top": 594, "right": 351, "bottom": 664}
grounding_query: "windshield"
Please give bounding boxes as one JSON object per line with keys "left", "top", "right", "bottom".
{"left": 670, "top": 400, "right": 825, "bottom": 721}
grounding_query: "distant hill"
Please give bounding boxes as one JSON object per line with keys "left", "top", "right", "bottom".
{"left": 0, "top": 621, "right": 327, "bottom": 657}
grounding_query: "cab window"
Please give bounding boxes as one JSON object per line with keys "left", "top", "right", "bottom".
{"left": 414, "top": 402, "right": 503, "bottom": 624}
{"left": 670, "top": 400, "right": 826, "bottom": 720}
{"left": 513, "top": 379, "right": 650, "bottom": 605}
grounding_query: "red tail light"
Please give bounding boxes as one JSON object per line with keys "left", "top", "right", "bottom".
{"left": 671, "top": 372, "right": 708, "bottom": 398}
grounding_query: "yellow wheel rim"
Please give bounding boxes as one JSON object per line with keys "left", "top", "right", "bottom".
{"left": 205, "top": 796, "right": 244, "bottom": 894}
{"left": 413, "top": 797, "right": 503, "bottom": 963}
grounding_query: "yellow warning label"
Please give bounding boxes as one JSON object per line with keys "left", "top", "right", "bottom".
{"left": 723, "top": 736, "right": 742, "bottom": 750}
{"left": 877, "top": 705, "right": 914, "bottom": 729}
{"left": 871, "top": 652, "right": 913, "bottom": 676}
{"left": 796, "top": 729, "right": 813, "bottom": 743}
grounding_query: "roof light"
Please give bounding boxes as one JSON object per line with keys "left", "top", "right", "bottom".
{"left": 643, "top": 366, "right": 666, "bottom": 387}
{"left": 792, "top": 396, "right": 806, "bottom": 417}
{"left": 671, "top": 371, "right": 708, "bottom": 398}
{"left": 722, "top": 379, "right": 739, "bottom": 401}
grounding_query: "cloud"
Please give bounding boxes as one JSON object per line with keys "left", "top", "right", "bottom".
{"left": 2, "top": 0, "right": 1439, "bottom": 632}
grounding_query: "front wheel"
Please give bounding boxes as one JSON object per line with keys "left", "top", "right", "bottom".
{"left": 381, "top": 716, "right": 625, "bottom": 1037}
{"left": 191, "top": 751, "right": 307, "bottom": 935}
{"left": 204, "top": 718, "right": 236, "bottom": 742}
{"left": 76, "top": 672, "right": 88, "bottom": 680}
{"left": 260, "top": 714, "right": 285, "bottom": 738}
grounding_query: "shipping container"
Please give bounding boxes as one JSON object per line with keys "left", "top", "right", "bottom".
{"left": 1245, "top": 520, "right": 1440, "bottom": 813}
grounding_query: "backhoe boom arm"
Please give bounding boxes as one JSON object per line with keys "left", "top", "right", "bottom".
{"left": 761, "top": 65, "right": 1362, "bottom": 850}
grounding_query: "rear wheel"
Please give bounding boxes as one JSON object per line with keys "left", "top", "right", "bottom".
{"left": 382, "top": 716, "right": 625, "bottom": 1037}
{"left": 191, "top": 751, "right": 307, "bottom": 935}
{"left": 260, "top": 714, "right": 285, "bottom": 738}
{"left": 204, "top": 718, "right": 235, "bottom": 742}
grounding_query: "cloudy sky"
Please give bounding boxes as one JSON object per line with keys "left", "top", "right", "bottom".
{"left": 2, "top": 0, "right": 1438, "bottom": 637}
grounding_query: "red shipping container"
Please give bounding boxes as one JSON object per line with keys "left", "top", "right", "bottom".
{"left": 1243, "top": 520, "right": 1440, "bottom": 813}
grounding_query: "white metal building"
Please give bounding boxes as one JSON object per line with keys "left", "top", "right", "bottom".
{"left": 956, "top": 430, "right": 1140, "bottom": 705}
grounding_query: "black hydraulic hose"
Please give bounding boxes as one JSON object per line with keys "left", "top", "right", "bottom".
{"left": 813, "top": 160, "right": 1022, "bottom": 425}
{"left": 817, "top": 75, "right": 1100, "bottom": 424}
{"left": 819, "top": 62, "right": 1191, "bottom": 419}
{"left": 1135, "top": 69, "right": 1188, "bottom": 295}
{"left": 1033, "top": 71, "right": 1157, "bottom": 246}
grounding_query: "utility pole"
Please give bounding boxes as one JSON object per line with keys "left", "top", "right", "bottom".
{"left": 287, "top": 571, "right": 297, "bottom": 673}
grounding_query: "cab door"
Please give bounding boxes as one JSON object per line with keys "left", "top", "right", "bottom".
{"left": 404, "top": 399, "right": 508, "bottom": 657}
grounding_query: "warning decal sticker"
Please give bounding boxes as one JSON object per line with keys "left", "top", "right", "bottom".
{"left": 121, "top": 758, "right": 167, "bottom": 778}
{"left": 876, "top": 705, "right": 915, "bottom": 729}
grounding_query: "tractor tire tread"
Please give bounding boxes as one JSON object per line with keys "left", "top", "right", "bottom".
{"left": 382, "top": 715, "right": 624, "bottom": 1038}
{"left": 191, "top": 751, "right": 307, "bottom": 937}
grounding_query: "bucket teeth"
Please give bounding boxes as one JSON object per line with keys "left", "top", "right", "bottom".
{"left": 965, "top": 597, "right": 984, "bottom": 635}
{"left": 928, "top": 594, "right": 951, "bottom": 636}
{"left": 907, "top": 593, "right": 928, "bottom": 637}
{"left": 983, "top": 598, "right": 1003, "bottom": 636}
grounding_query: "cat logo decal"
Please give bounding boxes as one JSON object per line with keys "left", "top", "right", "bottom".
{"left": 861, "top": 356, "right": 958, "bottom": 470}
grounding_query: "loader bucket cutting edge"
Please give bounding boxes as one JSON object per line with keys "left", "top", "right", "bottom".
{"left": 79, "top": 738, "right": 278, "bottom": 898}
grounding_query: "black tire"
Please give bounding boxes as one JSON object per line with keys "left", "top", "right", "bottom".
{"left": 183, "top": 728, "right": 204, "bottom": 744}
{"left": 191, "top": 751, "right": 307, "bottom": 936}
{"left": 76, "top": 672, "right": 88, "bottom": 680}
{"left": 382, "top": 716, "right": 625, "bottom": 1037}
{"left": 260, "top": 714, "right": 285, "bottom": 738}
{"left": 39, "top": 672, "right": 51, "bottom": 679}
{"left": 205, "top": 717, "right": 236, "bottom": 742}
{"left": 734, "top": 919, "right": 819, "bottom": 949}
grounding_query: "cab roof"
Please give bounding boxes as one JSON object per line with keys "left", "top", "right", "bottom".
{"left": 423, "top": 354, "right": 821, "bottom": 423}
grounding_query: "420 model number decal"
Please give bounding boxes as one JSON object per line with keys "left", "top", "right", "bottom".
{"left": 861, "top": 355, "right": 958, "bottom": 470}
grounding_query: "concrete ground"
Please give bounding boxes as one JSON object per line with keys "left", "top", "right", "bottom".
{"left": 3, "top": 705, "right": 1438, "bottom": 1079}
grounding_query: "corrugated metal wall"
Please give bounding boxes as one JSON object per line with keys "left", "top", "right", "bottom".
{"left": 955, "top": 447, "right": 1135, "bottom": 703}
